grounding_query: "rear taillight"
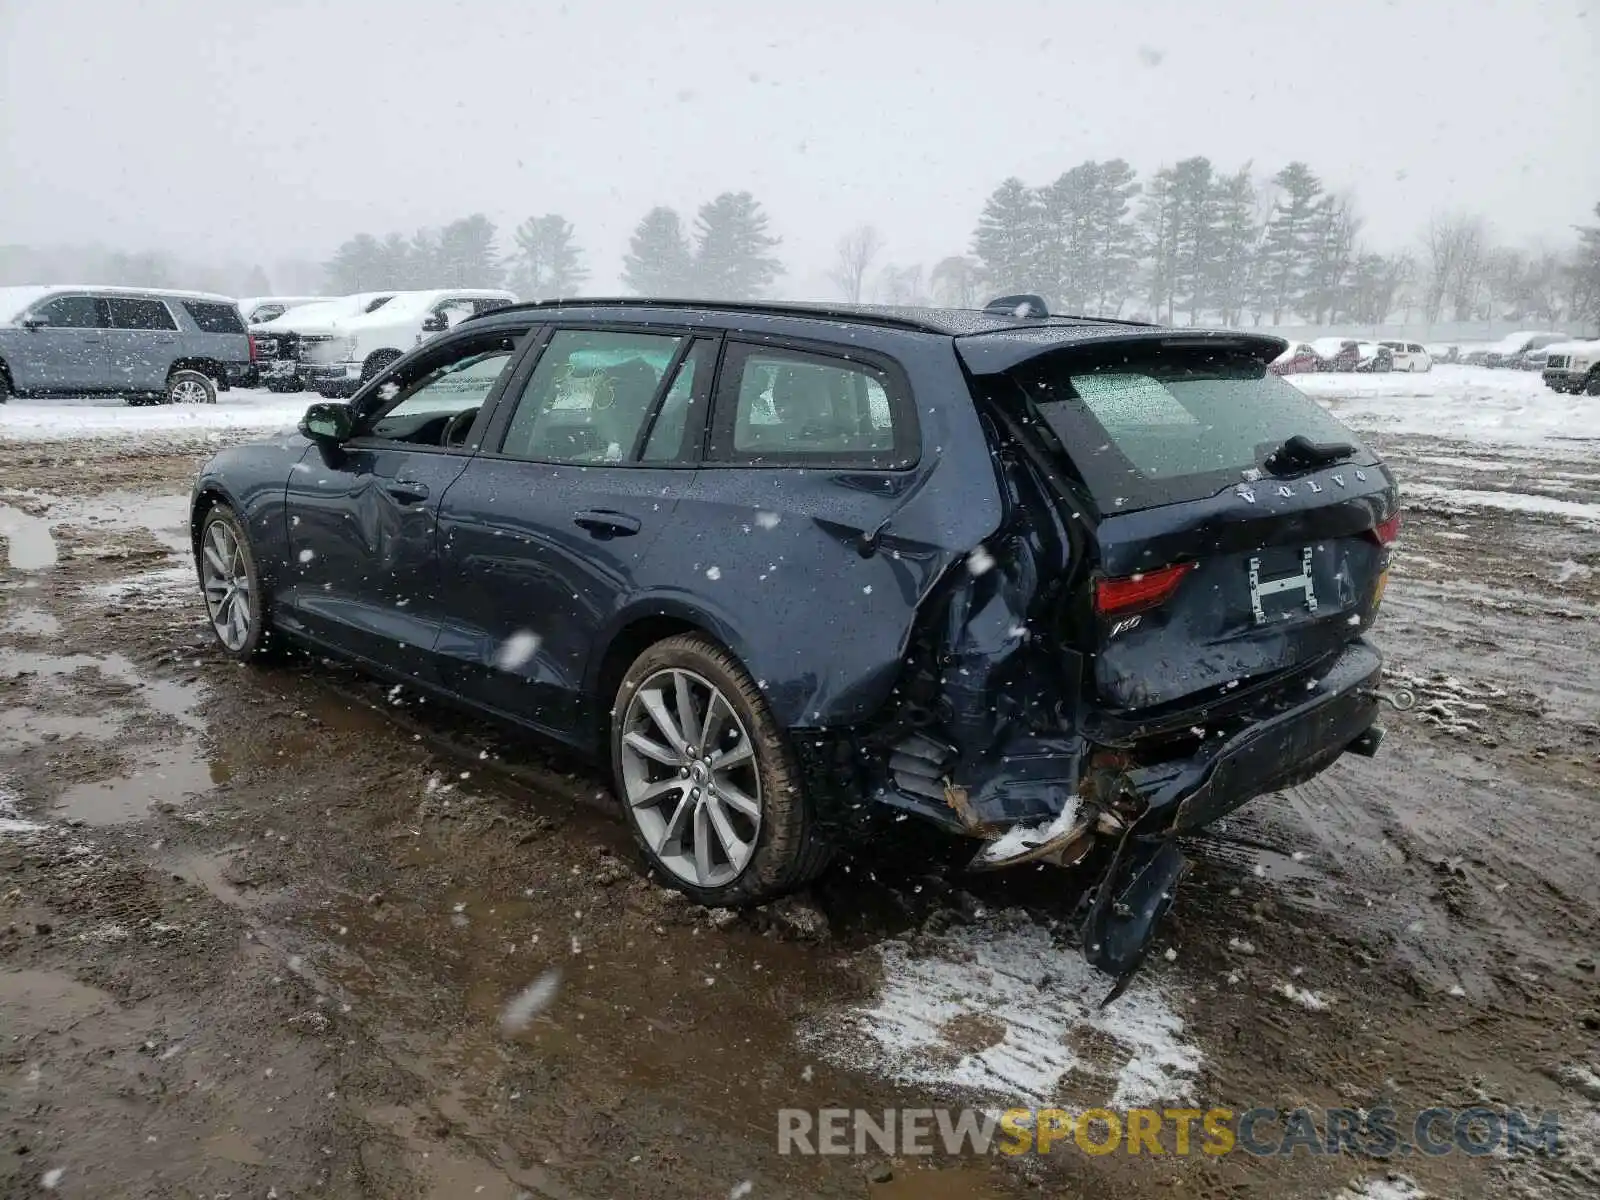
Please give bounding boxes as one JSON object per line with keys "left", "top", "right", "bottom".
{"left": 1095, "top": 562, "right": 1194, "bottom": 616}
{"left": 1371, "top": 512, "right": 1401, "bottom": 545}
{"left": 248, "top": 335, "right": 258, "bottom": 362}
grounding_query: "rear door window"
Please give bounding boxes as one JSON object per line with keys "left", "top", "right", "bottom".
{"left": 708, "top": 343, "right": 915, "bottom": 467}
{"left": 108, "top": 297, "right": 178, "bottom": 330}
{"left": 1009, "top": 350, "right": 1374, "bottom": 511}
{"left": 183, "top": 301, "right": 247, "bottom": 333}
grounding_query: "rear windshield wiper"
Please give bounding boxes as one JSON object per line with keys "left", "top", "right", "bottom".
{"left": 1263, "top": 434, "right": 1355, "bottom": 476}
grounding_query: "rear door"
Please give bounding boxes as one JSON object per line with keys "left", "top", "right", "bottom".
{"left": 105, "top": 296, "right": 180, "bottom": 390}
{"left": 432, "top": 325, "right": 715, "bottom": 743}
{"left": 17, "top": 294, "right": 109, "bottom": 391}
{"left": 992, "top": 342, "right": 1398, "bottom": 717}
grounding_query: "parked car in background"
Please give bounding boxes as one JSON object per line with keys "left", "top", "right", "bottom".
{"left": 236, "top": 295, "right": 329, "bottom": 326}
{"left": 1426, "top": 343, "right": 1460, "bottom": 365}
{"left": 1377, "top": 341, "right": 1432, "bottom": 372}
{"left": 1269, "top": 341, "right": 1320, "bottom": 375}
{"left": 259, "top": 288, "right": 517, "bottom": 397}
{"left": 1354, "top": 342, "right": 1393, "bottom": 373}
{"left": 0, "top": 285, "right": 251, "bottom": 405}
{"left": 189, "top": 295, "right": 1399, "bottom": 988}
{"left": 250, "top": 293, "right": 399, "bottom": 392}
{"left": 1542, "top": 340, "right": 1600, "bottom": 395}
{"left": 1310, "top": 337, "right": 1361, "bottom": 372}
{"left": 1464, "top": 331, "right": 1569, "bottom": 368}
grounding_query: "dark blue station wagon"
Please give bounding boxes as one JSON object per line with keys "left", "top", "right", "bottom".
{"left": 191, "top": 298, "right": 1401, "bottom": 986}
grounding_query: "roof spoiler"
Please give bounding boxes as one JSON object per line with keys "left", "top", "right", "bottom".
{"left": 957, "top": 328, "right": 1289, "bottom": 375}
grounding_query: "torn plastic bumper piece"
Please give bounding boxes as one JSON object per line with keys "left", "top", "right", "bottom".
{"left": 967, "top": 798, "right": 1094, "bottom": 870}
{"left": 1082, "top": 833, "right": 1189, "bottom": 1005}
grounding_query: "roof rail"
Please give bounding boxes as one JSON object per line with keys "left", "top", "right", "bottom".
{"left": 461, "top": 296, "right": 952, "bottom": 335}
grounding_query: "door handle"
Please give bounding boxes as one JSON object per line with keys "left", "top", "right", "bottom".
{"left": 385, "top": 480, "right": 431, "bottom": 503}
{"left": 573, "top": 509, "right": 641, "bottom": 538}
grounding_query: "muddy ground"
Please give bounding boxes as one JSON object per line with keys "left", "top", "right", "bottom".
{"left": 2, "top": 428, "right": 1598, "bottom": 1200}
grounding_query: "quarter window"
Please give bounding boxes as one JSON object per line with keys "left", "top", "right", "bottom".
{"left": 108, "top": 297, "right": 178, "bottom": 330}
{"left": 500, "top": 329, "right": 684, "bottom": 464}
{"left": 183, "top": 301, "right": 247, "bottom": 333}
{"left": 33, "top": 295, "right": 105, "bottom": 328}
{"left": 715, "top": 345, "right": 911, "bottom": 467}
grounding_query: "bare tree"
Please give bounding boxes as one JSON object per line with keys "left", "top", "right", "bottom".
{"left": 829, "top": 225, "right": 883, "bottom": 303}
{"left": 877, "top": 263, "right": 928, "bottom": 305}
{"left": 1420, "top": 213, "right": 1489, "bottom": 323}
{"left": 930, "top": 255, "right": 983, "bottom": 306}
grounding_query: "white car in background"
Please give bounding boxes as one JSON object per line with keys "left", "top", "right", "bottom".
{"left": 1541, "top": 340, "right": 1600, "bottom": 395}
{"left": 236, "top": 295, "right": 330, "bottom": 326}
{"left": 1376, "top": 341, "right": 1432, "bottom": 372}
{"left": 251, "top": 289, "right": 517, "bottom": 396}
{"left": 1464, "top": 331, "right": 1569, "bottom": 368}
{"left": 249, "top": 292, "right": 399, "bottom": 393}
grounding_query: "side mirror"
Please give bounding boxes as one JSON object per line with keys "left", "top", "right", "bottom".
{"left": 299, "top": 401, "right": 353, "bottom": 444}
{"left": 20, "top": 316, "right": 46, "bottom": 330}
{"left": 420, "top": 314, "right": 448, "bottom": 333}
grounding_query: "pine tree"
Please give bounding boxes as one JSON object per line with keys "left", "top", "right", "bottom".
{"left": 1138, "top": 166, "right": 1181, "bottom": 323}
{"left": 434, "top": 215, "right": 501, "bottom": 287}
{"left": 1169, "top": 157, "right": 1218, "bottom": 324}
{"left": 1086, "top": 159, "right": 1142, "bottom": 317}
{"left": 1208, "top": 166, "right": 1262, "bottom": 327}
{"left": 622, "top": 207, "right": 697, "bottom": 296}
{"left": 1038, "top": 163, "right": 1099, "bottom": 313}
{"left": 1302, "top": 196, "right": 1361, "bottom": 324}
{"left": 325, "top": 234, "right": 386, "bottom": 291}
{"left": 972, "top": 177, "right": 1042, "bottom": 297}
{"left": 508, "top": 214, "right": 587, "bottom": 300}
{"left": 1259, "top": 162, "right": 1325, "bottom": 324}
{"left": 406, "top": 229, "right": 441, "bottom": 288}
{"left": 692, "top": 192, "right": 783, "bottom": 300}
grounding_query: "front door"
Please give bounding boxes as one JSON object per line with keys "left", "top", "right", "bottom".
{"left": 434, "top": 326, "right": 714, "bottom": 745}
{"left": 281, "top": 327, "right": 532, "bottom": 682}
{"left": 16, "top": 294, "right": 109, "bottom": 391}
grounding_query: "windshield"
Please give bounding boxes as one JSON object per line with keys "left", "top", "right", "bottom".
{"left": 1011, "top": 350, "right": 1374, "bottom": 511}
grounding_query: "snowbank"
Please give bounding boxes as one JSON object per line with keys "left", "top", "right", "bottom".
{"left": 1291, "top": 366, "right": 1600, "bottom": 450}
{"left": 0, "top": 391, "right": 306, "bottom": 444}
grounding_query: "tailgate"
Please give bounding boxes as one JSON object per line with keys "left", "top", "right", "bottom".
{"left": 983, "top": 337, "right": 1399, "bottom": 716}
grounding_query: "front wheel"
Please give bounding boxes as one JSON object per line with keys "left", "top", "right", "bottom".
{"left": 612, "top": 634, "right": 830, "bottom": 906}
{"left": 196, "top": 505, "right": 272, "bottom": 661}
{"left": 1587, "top": 370, "right": 1600, "bottom": 397}
{"left": 168, "top": 369, "right": 216, "bottom": 405}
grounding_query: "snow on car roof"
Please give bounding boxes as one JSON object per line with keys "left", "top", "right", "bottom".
{"left": 1489, "top": 329, "right": 1564, "bottom": 353}
{"left": 0, "top": 284, "right": 236, "bottom": 322}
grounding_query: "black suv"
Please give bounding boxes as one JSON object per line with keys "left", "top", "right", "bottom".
{"left": 190, "top": 297, "right": 1400, "bottom": 985}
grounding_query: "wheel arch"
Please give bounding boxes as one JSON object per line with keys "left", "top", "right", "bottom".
{"left": 587, "top": 602, "right": 747, "bottom": 747}
{"left": 189, "top": 483, "right": 241, "bottom": 555}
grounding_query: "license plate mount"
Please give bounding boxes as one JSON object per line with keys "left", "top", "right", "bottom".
{"left": 1248, "top": 546, "right": 1318, "bottom": 625}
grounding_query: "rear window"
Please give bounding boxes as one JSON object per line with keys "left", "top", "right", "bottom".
{"left": 1010, "top": 351, "right": 1374, "bottom": 511}
{"left": 184, "top": 301, "right": 246, "bottom": 333}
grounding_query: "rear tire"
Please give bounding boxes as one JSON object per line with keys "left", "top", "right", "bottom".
{"left": 0, "top": 368, "right": 11, "bottom": 404}
{"left": 1587, "top": 369, "right": 1600, "bottom": 397}
{"left": 264, "top": 378, "right": 303, "bottom": 394}
{"left": 168, "top": 369, "right": 216, "bottom": 405}
{"left": 611, "top": 634, "right": 830, "bottom": 906}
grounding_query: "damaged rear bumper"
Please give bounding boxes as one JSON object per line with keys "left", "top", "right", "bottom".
{"left": 977, "top": 640, "right": 1385, "bottom": 985}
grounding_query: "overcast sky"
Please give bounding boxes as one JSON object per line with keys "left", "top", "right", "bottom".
{"left": 2, "top": 0, "right": 1596, "bottom": 292}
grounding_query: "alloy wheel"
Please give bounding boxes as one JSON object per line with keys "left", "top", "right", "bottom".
{"left": 172, "top": 378, "right": 210, "bottom": 404}
{"left": 619, "top": 668, "right": 761, "bottom": 888}
{"left": 200, "top": 519, "right": 253, "bottom": 651}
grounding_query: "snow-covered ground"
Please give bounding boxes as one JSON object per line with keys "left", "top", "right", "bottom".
{"left": 0, "top": 390, "right": 306, "bottom": 444}
{"left": 1292, "top": 365, "right": 1600, "bottom": 450}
